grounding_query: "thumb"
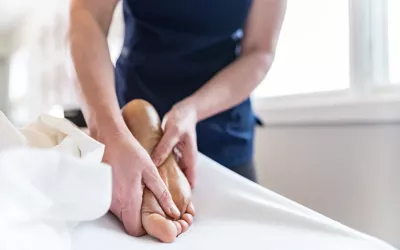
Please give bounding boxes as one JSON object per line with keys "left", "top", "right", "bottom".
{"left": 142, "top": 166, "right": 181, "bottom": 219}
{"left": 151, "top": 128, "right": 180, "bottom": 167}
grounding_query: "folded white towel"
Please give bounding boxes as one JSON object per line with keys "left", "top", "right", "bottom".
{"left": 0, "top": 112, "right": 112, "bottom": 250}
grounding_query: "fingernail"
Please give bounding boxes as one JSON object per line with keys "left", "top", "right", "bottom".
{"left": 153, "top": 158, "right": 160, "bottom": 166}
{"left": 170, "top": 205, "right": 181, "bottom": 218}
{"left": 151, "top": 153, "right": 159, "bottom": 165}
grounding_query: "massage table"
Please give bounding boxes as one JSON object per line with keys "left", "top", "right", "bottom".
{"left": 72, "top": 154, "right": 396, "bottom": 250}
{"left": 0, "top": 111, "right": 395, "bottom": 250}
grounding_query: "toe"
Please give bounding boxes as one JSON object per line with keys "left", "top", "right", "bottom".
{"left": 178, "top": 219, "right": 189, "bottom": 233}
{"left": 120, "top": 208, "right": 146, "bottom": 237}
{"left": 181, "top": 213, "right": 194, "bottom": 225}
{"left": 187, "top": 203, "right": 195, "bottom": 216}
{"left": 142, "top": 213, "right": 177, "bottom": 243}
{"left": 173, "top": 221, "right": 182, "bottom": 235}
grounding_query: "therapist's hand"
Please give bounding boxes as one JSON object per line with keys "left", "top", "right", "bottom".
{"left": 151, "top": 102, "right": 198, "bottom": 188}
{"left": 102, "top": 133, "right": 181, "bottom": 236}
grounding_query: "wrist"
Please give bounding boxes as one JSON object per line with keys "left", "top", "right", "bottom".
{"left": 87, "top": 112, "right": 130, "bottom": 145}
{"left": 176, "top": 97, "right": 201, "bottom": 123}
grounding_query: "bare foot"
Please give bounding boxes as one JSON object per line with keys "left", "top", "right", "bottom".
{"left": 122, "top": 99, "right": 195, "bottom": 243}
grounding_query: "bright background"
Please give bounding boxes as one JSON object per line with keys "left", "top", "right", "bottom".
{"left": 0, "top": 0, "right": 399, "bottom": 248}
{"left": 254, "top": 0, "right": 350, "bottom": 97}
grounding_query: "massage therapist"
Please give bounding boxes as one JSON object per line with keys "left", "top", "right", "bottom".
{"left": 69, "top": 0, "right": 286, "bottom": 237}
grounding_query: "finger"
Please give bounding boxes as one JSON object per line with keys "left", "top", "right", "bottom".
{"left": 151, "top": 129, "right": 180, "bottom": 167}
{"left": 142, "top": 166, "right": 181, "bottom": 219}
{"left": 181, "top": 136, "right": 197, "bottom": 188}
{"left": 120, "top": 179, "right": 146, "bottom": 237}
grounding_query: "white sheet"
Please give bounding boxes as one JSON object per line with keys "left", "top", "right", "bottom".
{"left": 1, "top": 112, "right": 395, "bottom": 250}
{"left": 72, "top": 154, "right": 397, "bottom": 250}
{"left": 0, "top": 112, "right": 111, "bottom": 250}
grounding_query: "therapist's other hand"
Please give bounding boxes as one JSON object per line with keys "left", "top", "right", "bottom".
{"left": 151, "top": 102, "right": 198, "bottom": 188}
{"left": 102, "top": 133, "right": 181, "bottom": 236}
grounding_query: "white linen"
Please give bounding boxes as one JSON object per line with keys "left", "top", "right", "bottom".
{"left": 1, "top": 112, "right": 396, "bottom": 250}
{"left": 72, "top": 154, "right": 397, "bottom": 250}
{"left": 0, "top": 112, "right": 112, "bottom": 250}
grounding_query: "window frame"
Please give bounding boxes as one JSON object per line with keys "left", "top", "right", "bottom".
{"left": 253, "top": 0, "right": 400, "bottom": 125}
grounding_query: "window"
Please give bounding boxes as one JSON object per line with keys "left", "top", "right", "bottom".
{"left": 388, "top": 0, "right": 400, "bottom": 84}
{"left": 8, "top": 49, "right": 29, "bottom": 103}
{"left": 254, "top": 0, "right": 350, "bottom": 98}
{"left": 109, "top": 39, "right": 124, "bottom": 66}
{"left": 8, "top": 49, "right": 30, "bottom": 124}
{"left": 108, "top": 2, "right": 124, "bottom": 66}
{"left": 254, "top": 0, "right": 400, "bottom": 99}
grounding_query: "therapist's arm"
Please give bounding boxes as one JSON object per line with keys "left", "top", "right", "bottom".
{"left": 151, "top": 0, "right": 286, "bottom": 186}
{"left": 69, "top": 0, "right": 125, "bottom": 138}
{"left": 69, "top": 0, "right": 180, "bottom": 237}
{"left": 183, "top": 0, "right": 287, "bottom": 121}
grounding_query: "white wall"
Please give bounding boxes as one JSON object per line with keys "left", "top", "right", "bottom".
{"left": 0, "top": 32, "right": 11, "bottom": 55}
{"left": 0, "top": 56, "right": 10, "bottom": 114}
{"left": 254, "top": 115, "right": 400, "bottom": 248}
{"left": 0, "top": 32, "right": 10, "bottom": 114}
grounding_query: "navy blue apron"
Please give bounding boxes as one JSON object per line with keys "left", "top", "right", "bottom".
{"left": 115, "top": 0, "right": 257, "bottom": 168}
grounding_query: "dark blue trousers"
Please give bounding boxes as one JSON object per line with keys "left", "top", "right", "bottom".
{"left": 229, "top": 160, "right": 257, "bottom": 183}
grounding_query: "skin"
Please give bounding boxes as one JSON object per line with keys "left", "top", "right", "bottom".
{"left": 69, "top": 0, "right": 286, "bottom": 238}
{"left": 69, "top": 0, "right": 180, "bottom": 237}
{"left": 122, "top": 99, "right": 195, "bottom": 243}
{"left": 151, "top": 0, "right": 287, "bottom": 179}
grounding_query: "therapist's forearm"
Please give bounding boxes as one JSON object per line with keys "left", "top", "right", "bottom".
{"left": 183, "top": 52, "right": 273, "bottom": 122}
{"left": 181, "top": 0, "right": 285, "bottom": 122}
{"left": 69, "top": 3, "right": 129, "bottom": 142}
